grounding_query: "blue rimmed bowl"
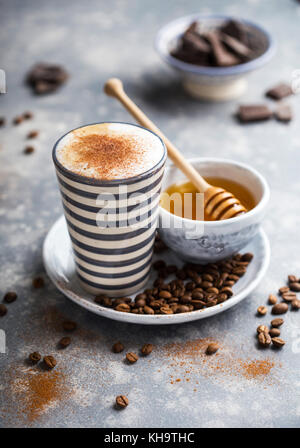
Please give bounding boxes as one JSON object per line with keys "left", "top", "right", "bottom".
{"left": 155, "top": 14, "right": 276, "bottom": 101}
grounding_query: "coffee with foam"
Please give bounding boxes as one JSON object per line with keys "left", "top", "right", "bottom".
{"left": 56, "top": 123, "right": 164, "bottom": 180}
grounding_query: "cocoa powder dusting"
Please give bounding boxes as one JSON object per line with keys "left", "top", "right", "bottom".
{"left": 160, "top": 338, "right": 280, "bottom": 386}
{"left": 2, "top": 365, "right": 72, "bottom": 425}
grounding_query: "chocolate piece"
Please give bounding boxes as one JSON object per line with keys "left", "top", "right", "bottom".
{"left": 26, "top": 63, "right": 68, "bottom": 95}
{"left": 274, "top": 104, "right": 293, "bottom": 123}
{"left": 220, "top": 32, "right": 253, "bottom": 60}
{"left": 266, "top": 83, "right": 293, "bottom": 100}
{"left": 205, "top": 32, "right": 240, "bottom": 66}
{"left": 221, "top": 20, "right": 249, "bottom": 46}
{"left": 237, "top": 105, "right": 273, "bottom": 123}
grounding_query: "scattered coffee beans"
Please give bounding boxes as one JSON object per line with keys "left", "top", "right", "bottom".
{"left": 141, "top": 344, "right": 153, "bottom": 356}
{"left": 13, "top": 116, "right": 23, "bottom": 125}
{"left": 0, "top": 304, "right": 7, "bottom": 317}
{"left": 112, "top": 342, "right": 124, "bottom": 353}
{"left": 291, "top": 299, "right": 300, "bottom": 310}
{"left": 24, "top": 146, "right": 35, "bottom": 155}
{"left": 279, "top": 286, "right": 289, "bottom": 296}
{"left": 23, "top": 111, "right": 33, "bottom": 120}
{"left": 59, "top": 337, "right": 71, "bottom": 349}
{"left": 206, "top": 343, "right": 219, "bottom": 355}
{"left": 43, "top": 355, "right": 57, "bottom": 369}
{"left": 271, "top": 318, "right": 284, "bottom": 328}
{"left": 126, "top": 352, "right": 138, "bottom": 364}
{"left": 269, "top": 328, "right": 280, "bottom": 338}
{"left": 271, "top": 337, "right": 285, "bottom": 348}
{"left": 258, "top": 331, "right": 271, "bottom": 347}
{"left": 116, "top": 395, "right": 129, "bottom": 408}
{"left": 268, "top": 294, "right": 277, "bottom": 305}
{"left": 289, "top": 282, "right": 300, "bottom": 292}
{"left": 29, "top": 352, "right": 41, "bottom": 364}
{"left": 257, "top": 325, "right": 269, "bottom": 334}
{"left": 63, "top": 320, "right": 77, "bottom": 332}
{"left": 27, "top": 130, "right": 39, "bottom": 139}
{"left": 272, "top": 303, "right": 288, "bottom": 315}
{"left": 257, "top": 305, "right": 268, "bottom": 316}
{"left": 3, "top": 291, "right": 17, "bottom": 303}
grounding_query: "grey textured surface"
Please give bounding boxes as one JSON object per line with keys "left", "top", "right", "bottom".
{"left": 0, "top": 0, "right": 300, "bottom": 428}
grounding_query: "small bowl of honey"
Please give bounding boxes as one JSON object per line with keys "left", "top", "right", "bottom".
{"left": 159, "top": 157, "right": 270, "bottom": 263}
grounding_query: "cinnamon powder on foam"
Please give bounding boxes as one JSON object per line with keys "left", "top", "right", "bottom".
{"left": 160, "top": 338, "right": 280, "bottom": 386}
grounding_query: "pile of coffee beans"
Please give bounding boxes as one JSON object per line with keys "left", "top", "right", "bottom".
{"left": 256, "top": 274, "right": 300, "bottom": 349}
{"left": 95, "top": 252, "right": 253, "bottom": 315}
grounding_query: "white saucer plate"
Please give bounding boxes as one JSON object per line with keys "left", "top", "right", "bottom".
{"left": 43, "top": 216, "right": 270, "bottom": 325}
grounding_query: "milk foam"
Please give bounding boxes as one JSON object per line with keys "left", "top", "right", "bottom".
{"left": 56, "top": 123, "right": 164, "bottom": 180}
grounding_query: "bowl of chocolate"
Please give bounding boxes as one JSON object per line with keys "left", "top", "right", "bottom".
{"left": 155, "top": 14, "right": 276, "bottom": 101}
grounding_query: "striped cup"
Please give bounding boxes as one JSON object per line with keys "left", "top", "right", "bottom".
{"left": 52, "top": 122, "right": 167, "bottom": 297}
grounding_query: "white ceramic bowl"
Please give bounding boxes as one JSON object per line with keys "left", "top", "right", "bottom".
{"left": 155, "top": 14, "right": 276, "bottom": 101}
{"left": 158, "top": 158, "right": 270, "bottom": 263}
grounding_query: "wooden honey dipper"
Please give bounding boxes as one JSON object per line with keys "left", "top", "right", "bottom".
{"left": 104, "top": 78, "right": 247, "bottom": 220}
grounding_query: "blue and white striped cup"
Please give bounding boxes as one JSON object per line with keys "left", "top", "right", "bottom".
{"left": 53, "top": 122, "right": 167, "bottom": 297}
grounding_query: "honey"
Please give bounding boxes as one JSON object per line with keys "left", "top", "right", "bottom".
{"left": 160, "top": 177, "right": 256, "bottom": 221}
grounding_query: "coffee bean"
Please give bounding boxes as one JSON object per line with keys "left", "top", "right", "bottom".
{"left": 126, "top": 352, "right": 138, "bottom": 363}
{"left": 141, "top": 344, "right": 153, "bottom": 356}
{"left": 3, "top": 291, "right": 17, "bottom": 303}
{"left": 23, "top": 111, "right": 33, "bottom": 120}
{"left": 29, "top": 352, "right": 41, "bottom": 364}
{"left": 291, "top": 299, "right": 300, "bottom": 310}
{"left": 206, "top": 343, "right": 219, "bottom": 355}
{"left": 115, "top": 303, "right": 131, "bottom": 313}
{"left": 257, "top": 325, "right": 269, "bottom": 334}
{"left": 116, "top": 395, "right": 129, "bottom": 408}
{"left": 43, "top": 355, "right": 57, "bottom": 369}
{"left": 258, "top": 331, "right": 271, "bottom": 347}
{"left": 27, "top": 130, "right": 39, "bottom": 139}
{"left": 112, "top": 341, "right": 124, "bottom": 353}
{"left": 13, "top": 116, "right": 23, "bottom": 125}
{"left": 289, "top": 282, "right": 300, "bottom": 292}
{"left": 160, "top": 306, "right": 173, "bottom": 314}
{"left": 32, "top": 276, "right": 45, "bottom": 289}
{"left": 268, "top": 294, "right": 277, "bottom": 305}
{"left": 241, "top": 253, "right": 254, "bottom": 262}
{"left": 0, "top": 117, "right": 6, "bottom": 126}
{"left": 144, "top": 305, "right": 154, "bottom": 315}
{"left": 282, "top": 292, "right": 297, "bottom": 302}
{"left": 288, "top": 275, "right": 299, "bottom": 284}
{"left": 63, "top": 320, "right": 77, "bottom": 331}
{"left": 59, "top": 337, "right": 71, "bottom": 348}
{"left": 176, "top": 270, "right": 187, "bottom": 280}
{"left": 279, "top": 286, "right": 289, "bottom": 296}
{"left": 176, "top": 305, "right": 190, "bottom": 313}
{"left": 272, "top": 303, "right": 288, "bottom": 315}
{"left": 269, "top": 328, "right": 280, "bottom": 338}
{"left": 159, "top": 290, "right": 172, "bottom": 299}
{"left": 271, "top": 318, "right": 284, "bottom": 328}
{"left": 271, "top": 337, "right": 285, "bottom": 348}
{"left": 257, "top": 306, "right": 268, "bottom": 316}
{"left": 220, "top": 287, "right": 233, "bottom": 297}
{"left": 24, "top": 146, "right": 35, "bottom": 155}
{"left": 0, "top": 304, "right": 7, "bottom": 317}
{"left": 232, "top": 267, "right": 247, "bottom": 276}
